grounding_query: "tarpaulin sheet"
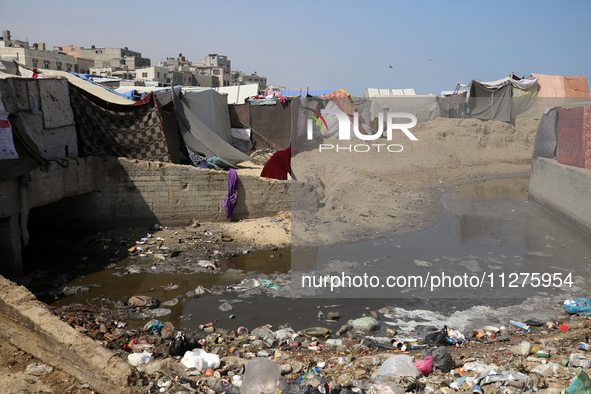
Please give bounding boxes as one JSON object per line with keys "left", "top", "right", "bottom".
{"left": 0, "top": 113, "right": 46, "bottom": 181}
{"left": 512, "top": 86, "right": 542, "bottom": 119}
{"left": 556, "top": 106, "right": 585, "bottom": 168}
{"left": 44, "top": 70, "right": 135, "bottom": 105}
{"left": 118, "top": 86, "right": 233, "bottom": 145}
{"left": 250, "top": 101, "right": 293, "bottom": 150}
{"left": 467, "top": 81, "right": 513, "bottom": 123}
{"left": 370, "top": 95, "right": 439, "bottom": 124}
{"left": 532, "top": 107, "right": 558, "bottom": 159}
{"left": 70, "top": 85, "right": 173, "bottom": 163}
{"left": 229, "top": 103, "right": 251, "bottom": 128}
{"left": 439, "top": 91, "right": 467, "bottom": 112}
{"left": 533, "top": 73, "right": 591, "bottom": 109}
{"left": 214, "top": 84, "right": 258, "bottom": 105}
{"left": 174, "top": 93, "right": 251, "bottom": 168}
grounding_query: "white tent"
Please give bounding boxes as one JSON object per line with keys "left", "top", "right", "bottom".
{"left": 116, "top": 86, "right": 233, "bottom": 144}
{"left": 364, "top": 88, "right": 416, "bottom": 98}
{"left": 213, "top": 84, "right": 259, "bottom": 105}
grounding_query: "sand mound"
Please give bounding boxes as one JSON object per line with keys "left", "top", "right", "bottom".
{"left": 291, "top": 117, "right": 540, "bottom": 246}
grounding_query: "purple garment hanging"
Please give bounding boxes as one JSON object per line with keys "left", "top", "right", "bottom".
{"left": 223, "top": 169, "right": 238, "bottom": 219}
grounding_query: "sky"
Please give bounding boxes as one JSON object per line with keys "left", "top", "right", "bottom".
{"left": 2, "top": 0, "right": 590, "bottom": 96}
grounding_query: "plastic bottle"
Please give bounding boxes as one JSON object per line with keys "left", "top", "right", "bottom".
{"left": 509, "top": 320, "right": 530, "bottom": 330}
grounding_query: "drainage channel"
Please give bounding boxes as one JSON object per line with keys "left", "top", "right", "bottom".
{"left": 16, "top": 175, "right": 591, "bottom": 336}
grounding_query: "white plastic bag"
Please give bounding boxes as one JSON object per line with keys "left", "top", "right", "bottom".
{"left": 241, "top": 358, "right": 287, "bottom": 394}
{"left": 180, "top": 349, "right": 220, "bottom": 371}
{"left": 128, "top": 350, "right": 154, "bottom": 366}
{"left": 376, "top": 355, "right": 420, "bottom": 379}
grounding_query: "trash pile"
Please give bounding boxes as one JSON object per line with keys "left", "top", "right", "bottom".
{"left": 50, "top": 297, "right": 591, "bottom": 393}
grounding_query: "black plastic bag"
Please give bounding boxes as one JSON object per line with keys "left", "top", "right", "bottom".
{"left": 422, "top": 347, "right": 455, "bottom": 373}
{"left": 425, "top": 326, "right": 452, "bottom": 346}
{"left": 169, "top": 333, "right": 187, "bottom": 356}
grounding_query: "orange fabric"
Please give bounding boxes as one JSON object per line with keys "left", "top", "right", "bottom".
{"left": 533, "top": 73, "right": 590, "bottom": 109}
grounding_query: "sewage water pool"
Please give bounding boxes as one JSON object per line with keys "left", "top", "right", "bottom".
{"left": 19, "top": 175, "right": 591, "bottom": 335}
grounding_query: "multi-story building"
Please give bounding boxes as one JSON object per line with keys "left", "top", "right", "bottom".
{"left": 0, "top": 30, "right": 76, "bottom": 72}
{"left": 134, "top": 66, "right": 185, "bottom": 87}
{"left": 231, "top": 70, "right": 267, "bottom": 90}
{"left": 196, "top": 54, "right": 231, "bottom": 87}
{"left": 61, "top": 44, "right": 150, "bottom": 71}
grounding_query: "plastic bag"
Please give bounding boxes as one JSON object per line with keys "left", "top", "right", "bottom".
{"left": 564, "top": 298, "right": 591, "bottom": 316}
{"left": 241, "top": 358, "right": 287, "bottom": 394}
{"left": 421, "top": 347, "right": 454, "bottom": 373}
{"left": 128, "top": 350, "right": 154, "bottom": 366}
{"left": 347, "top": 317, "right": 379, "bottom": 332}
{"left": 143, "top": 319, "right": 164, "bottom": 334}
{"left": 414, "top": 355, "right": 433, "bottom": 375}
{"left": 425, "top": 326, "right": 452, "bottom": 346}
{"left": 180, "top": 349, "right": 220, "bottom": 371}
{"left": 375, "top": 355, "right": 421, "bottom": 379}
{"left": 169, "top": 332, "right": 201, "bottom": 356}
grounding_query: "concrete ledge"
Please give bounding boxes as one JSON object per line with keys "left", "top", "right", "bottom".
{"left": 529, "top": 157, "right": 591, "bottom": 236}
{"left": 0, "top": 275, "right": 133, "bottom": 392}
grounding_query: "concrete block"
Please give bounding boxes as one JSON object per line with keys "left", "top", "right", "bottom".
{"left": 530, "top": 157, "right": 591, "bottom": 236}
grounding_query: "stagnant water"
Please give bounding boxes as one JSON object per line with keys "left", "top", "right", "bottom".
{"left": 16, "top": 175, "right": 591, "bottom": 336}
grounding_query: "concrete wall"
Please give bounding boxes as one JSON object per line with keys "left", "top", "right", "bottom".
{"left": 0, "top": 156, "right": 296, "bottom": 274}
{"left": 0, "top": 275, "right": 133, "bottom": 392}
{"left": 529, "top": 157, "right": 591, "bottom": 236}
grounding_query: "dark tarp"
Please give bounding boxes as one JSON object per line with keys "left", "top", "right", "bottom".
{"left": 250, "top": 100, "right": 294, "bottom": 150}
{"left": 174, "top": 92, "right": 251, "bottom": 168}
{"left": 467, "top": 81, "right": 513, "bottom": 123}
{"left": 229, "top": 103, "right": 250, "bottom": 128}
{"left": 438, "top": 91, "right": 467, "bottom": 118}
{"left": 532, "top": 107, "right": 558, "bottom": 159}
{"left": 158, "top": 101, "right": 182, "bottom": 164}
{"left": 0, "top": 114, "right": 47, "bottom": 181}
{"left": 556, "top": 106, "right": 585, "bottom": 168}
{"left": 69, "top": 85, "right": 174, "bottom": 163}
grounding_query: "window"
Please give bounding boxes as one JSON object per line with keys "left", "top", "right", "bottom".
{"left": 167, "top": 78, "right": 171, "bottom": 82}
{"left": 157, "top": 72, "right": 160, "bottom": 78}
{"left": 213, "top": 69, "right": 220, "bottom": 75}
{"left": 56, "top": 64, "right": 62, "bottom": 70}
{"left": 142, "top": 72, "right": 148, "bottom": 77}
{"left": 32, "top": 61, "right": 38, "bottom": 68}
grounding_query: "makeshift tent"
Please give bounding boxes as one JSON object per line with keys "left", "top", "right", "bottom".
{"left": 214, "top": 84, "right": 259, "bottom": 105}
{"left": 438, "top": 91, "right": 468, "bottom": 118}
{"left": 467, "top": 80, "right": 513, "bottom": 123}
{"left": 532, "top": 74, "right": 590, "bottom": 109}
{"left": 174, "top": 91, "right": 252, "bottom": 168}
{"left": 228, "top": 98, "right": 300, "bottom": 150}
{"left": 69, "top": 85, "right": 175, "bottom": 163}
{"left": 532, "top": 101, "right": 591, "bottom": 170}
{"left": 363, "top": 88, "right": 416, "bottom": 98}
{"left": 370, "top": 95, "right": 439, "bottom": 124}
{"left": 117, "top": 86, "right": 233, "bottom": 145}
{"left": 42, "top": 70, "right": 135, "bottom": 105}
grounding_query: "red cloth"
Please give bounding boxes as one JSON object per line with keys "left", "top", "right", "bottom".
{"left": 260, "top": 147, "right": 293, "bottom": 180}
{"left": 557, "top": 107, "right": 585, "bottom": 168}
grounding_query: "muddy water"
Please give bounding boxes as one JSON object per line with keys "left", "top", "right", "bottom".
{"left": 28, "top": 175, "right": 591, "bottom": 335}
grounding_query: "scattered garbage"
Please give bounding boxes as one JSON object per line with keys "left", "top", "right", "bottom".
{"left": 48, "top": 294, "right": 591, "bottom": 393}
{"left": 25, "top": 363, "right": 53, "bottom": 375}
{"left": 564, "top": 298, "right": 591, "bottom": 316}
{"left": 128, "top": 351, "right": 154, "bottom": 366}
{"left": 375, "top": 355, "right": 421, "bottom": 379}
{"left": 567, "top": 370, "right": 591, "bottom": 394}
{"left": 347, "top": 316, "right": 379, "bottom": 332}
{"left": 241, "top": 358, "right": 287, "bottom": 394}
{"left": 180, "top": 349, "right": 220, "bottom": 371}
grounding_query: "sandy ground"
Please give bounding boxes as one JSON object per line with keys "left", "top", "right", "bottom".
{"left": 231, "top": 117, "right": 540, "bottom": 248}
{"left": 0, "top": 116, "right": 542, "bottom": 392}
